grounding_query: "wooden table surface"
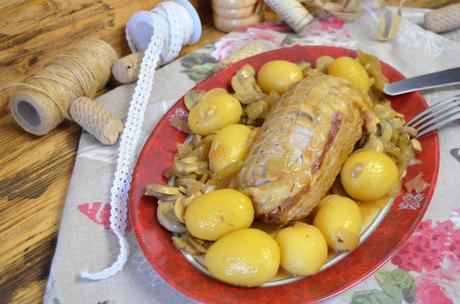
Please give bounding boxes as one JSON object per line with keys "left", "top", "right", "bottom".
{"left": 0, "top": 0, "right": 458, "bottom": 303}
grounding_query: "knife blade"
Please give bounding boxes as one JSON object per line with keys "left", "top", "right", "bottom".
{"left": 383, "top": 67, "right": 460, "bottom": 96}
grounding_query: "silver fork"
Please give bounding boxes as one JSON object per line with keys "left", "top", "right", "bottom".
{"left": 405, "top": 95, "right": 460, "bottom": 138}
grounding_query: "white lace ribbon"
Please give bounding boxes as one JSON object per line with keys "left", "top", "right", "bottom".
{"left": 80, "top": 0, "right": 200, "bottom": 280}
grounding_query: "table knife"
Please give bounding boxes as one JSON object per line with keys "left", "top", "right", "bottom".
{"left": 383, "top": 67, "right": 460, "bottom": 96}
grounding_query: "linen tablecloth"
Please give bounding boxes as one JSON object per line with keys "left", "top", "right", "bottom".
{"left": 44, "top": 2, "right": 460, "bottom": 303}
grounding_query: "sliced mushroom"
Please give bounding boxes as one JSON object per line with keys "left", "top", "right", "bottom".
{"left": 373, "top": 104, "right": 394, "bottom": 120}
{"left": 231, "top": 64, "right": 263, "bottom": 104}
{"left": 400, "top": 126, "right": 417, "bottom": 137}
{"left": 175, "top": 178, "right": 205, "bottom": 196}
{"left": 182, "top": 192, "right": 202, "bottom": 207}
{"left": 188, "top": 144, "right": 212, "bottom": 161}
{"left": 245, "top": 99, "right": 268, "bottom": 120}
{"left": 174, "top": 197, "right": 186, "bottom": 223}
{"left": 157, "top": 202, "right": 186, "bottom": 233}
{"left": 357, "top": 50, "right": 389, "bottom": 91}
{"left": 263, "top": 91, "right": 280, "bottom": 108}
{"left": 297, "top": 61, "right": 312, "bottom": 75}
{"left": 181, "top": 155, "right": 200, "bottom": 164}
{"left": 388, "top": 117, "right": 404, "bottom": 130}
{"left": 169, "top": 116, "right": 191, "bottom": 133}
{"left": 184, "top": 90, "right": 205, "bottom": 111}
{"left": 410, "top": 139, "right": 422, "bottom": 152}
{"left": 173, "top": 158, "right": 206, "bottom": 175}
{"left": 207, "top": 161, "right": 244, "bottom": 189}
{"left": 163, "top": 167, "right": 175, "bottom": 179}
{"left": 315, "top": 56, "right": 334, "bottom": 73}
{"left": 172, "top": 235, "right": 200, "bottom": 255}
{"left": 184, "top": 233, "right": 208, "bottom": 253}
{"left": 191, "top": 134, "right": 202, "bottom": 147}
{"left": 199, "top": 171, "right": 210, "bottom": 183}
{"left": 176, "top": 142, "right": 194, "bottom": 158}
{"left": 378, "top": 120, "right": 393, "bottom": 142}
{"left": 363, "top": 136, "right": 384, "bottom": 152}
{"left": 145, "top": 184, "right": 181, "bottom": 200}
{"left": 203, "top": 184, "right": 216, "bottom": 193}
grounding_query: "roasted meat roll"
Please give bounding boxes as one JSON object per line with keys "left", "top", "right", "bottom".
{"left": 236, "top": 74, "right": 369, "bottom": 224}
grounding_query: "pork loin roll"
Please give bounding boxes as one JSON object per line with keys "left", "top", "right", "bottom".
{"left": 236, "top": 74, "right": 368, "bottom": 224}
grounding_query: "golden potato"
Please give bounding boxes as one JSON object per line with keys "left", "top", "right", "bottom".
{"left": 184, "top": 189, "right": 254, "bottom": 240}
{"left": 340, "top": 150, "right": 399, "bottom": 201}
{"left": 209, "top": 124, "right": 252, "bottom": 173}
{"left": 274, "top": 222, "right": 328, "bottom": 276}
{"left": 327, "top": 56, "right": 371, "bottom": 92}
{"left": 188, "top": 89, "right": 242, "bottom": 136}
{"left": 205, "top": 228, "right": 280, "bottom": 286}
{"left": 313, "top": 195, "right": 362, "bottom": 251}
{"left": 257, "top": 60, "right": 303, "bottom": 94}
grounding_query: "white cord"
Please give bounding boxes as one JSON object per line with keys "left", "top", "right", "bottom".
{"left": 80, "top": 0, "right": 201, "bottom": 281}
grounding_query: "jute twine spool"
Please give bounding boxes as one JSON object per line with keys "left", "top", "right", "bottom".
{"left": 424, "top": 3, "right": 460, "bottom": 33}
{"left": 69, "top": 97, "right": 123, "bottom": 145}
{"left": 3, "top": 38, "right": 117, "bottom": 135}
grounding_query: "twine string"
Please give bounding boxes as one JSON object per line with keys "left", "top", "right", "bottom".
{"left": 0, "top": 38, "right": 118, "bottom": 134}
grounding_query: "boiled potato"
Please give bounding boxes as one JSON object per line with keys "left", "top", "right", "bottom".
{"left": 188, "top": 89, "right": 242, "bottom": 136}
{"left": 313, "top": 195, "right": 362, "bottom": 251}
{"left": 340, "top": 150, "right": 399, "bottom": 201}
{"left": 328, "top": 56, "right": 371, "bottom": 92}
{"left": 209, "top": 124, "right": 252, "bottom": 173}
{"left": 184, "top": 189, "right": 254, "bottom": 240}
{"left": 205, "top": 228, "right": 280, "bottom": 286}
{"left": 257, "top": 60, "right": 303, "bottom": 94}
{"left": 274, "top": 222, "right": 328, "bottom": 276}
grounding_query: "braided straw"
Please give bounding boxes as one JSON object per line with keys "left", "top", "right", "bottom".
{"left": 424, "top": 3, "right": 460, "bottom": 33}
{"left": 69, "top": 97, "right": 123, "bottom": 145}
{"left": 2, "top": 38, "right": 117, "bottom": 135}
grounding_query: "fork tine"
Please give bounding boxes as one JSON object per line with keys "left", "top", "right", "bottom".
{"left": 406, "top": 94, "right": 460, "bottom": 127}
{"left": 415, "top": 107, "right": 460, "bottom": 132}
{"left": 416, "top": 110, "right": 460, "bottom": 138}
{"left": 409, "top": 98, "right": 460, "bottom": 128}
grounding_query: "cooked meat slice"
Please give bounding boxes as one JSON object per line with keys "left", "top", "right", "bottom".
{"left": 236, "top": 74, "right": 369, "bottom": 224}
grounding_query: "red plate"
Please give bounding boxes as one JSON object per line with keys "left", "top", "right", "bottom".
{"left": 129, "top": 46, "right": 439, "bottom": 303}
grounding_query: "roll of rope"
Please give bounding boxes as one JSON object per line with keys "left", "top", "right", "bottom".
{"left": 80, "top": 0, "right": 202, "bottom": 280}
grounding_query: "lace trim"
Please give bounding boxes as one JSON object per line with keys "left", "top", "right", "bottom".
{"left": 80, "top": 19, "right": 163, "bottom": 280}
